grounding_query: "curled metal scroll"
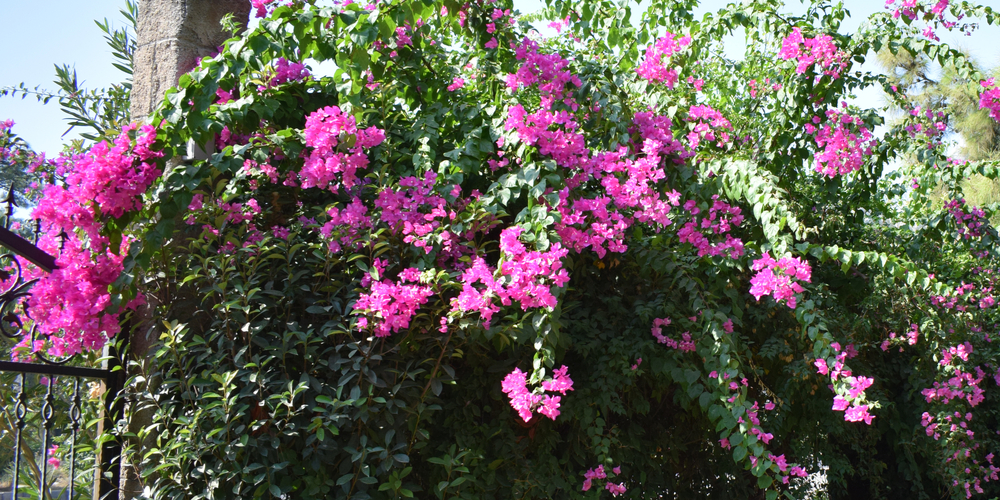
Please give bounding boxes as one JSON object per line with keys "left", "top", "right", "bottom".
{"left": 0, "top": 252, "right": 40, "bottom": 340}
{"left": 0, "top": 252, "right": 75, "bottom": 365}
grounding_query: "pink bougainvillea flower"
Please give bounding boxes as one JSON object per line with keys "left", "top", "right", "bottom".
{"left": 502, "top": 365, "right": 573, "bottom": 422}
{"left": 47, "top": 445, "right": 60, "bottom": 469}
{"left": 749, "top": 252, "right": 811, "bottom": 309}
{"left": 636, "top": 32, "right": 690, "bottom": 87}
{"left": 447, "top": 77, "right": 465, "bottom": 91}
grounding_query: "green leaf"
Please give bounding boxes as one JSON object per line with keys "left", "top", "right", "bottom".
{"left": 758, "top": 475, "right": 773, "bottom": 489}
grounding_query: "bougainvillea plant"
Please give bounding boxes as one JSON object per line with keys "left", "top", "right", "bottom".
{"left": 8, "top": 0, "right": 1000, "bottom": 497}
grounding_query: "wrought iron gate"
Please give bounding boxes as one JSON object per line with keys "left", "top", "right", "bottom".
{"left": 0, "top": 188, "right": 124, "bottom": 500}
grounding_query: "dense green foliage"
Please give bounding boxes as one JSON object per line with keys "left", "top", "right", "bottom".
{"left": 8, "top": 0, "right": 1000, "bottom": 498}
{"left": 116, "top": 0, "right": 1000, "bottom": 498}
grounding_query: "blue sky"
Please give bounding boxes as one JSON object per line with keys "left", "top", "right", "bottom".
{"left": 2, "top": 0, "right": 999, "bottom": 156}
{"left": 0, "top": 0, "right": 130, "bottom": 154}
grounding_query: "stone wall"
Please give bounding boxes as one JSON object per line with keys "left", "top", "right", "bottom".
{"left": 123, "top": 2, "right": 250, "bottom": 498}
{"left": 130, "top": 0, "right": 250, "bottom": 124}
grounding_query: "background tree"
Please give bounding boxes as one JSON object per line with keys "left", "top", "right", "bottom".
{"left": 879, "top": 44, "right": 1000, "bottom": 220}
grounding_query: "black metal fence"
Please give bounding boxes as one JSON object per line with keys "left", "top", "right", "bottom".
{"left": 0, "top": 188, "right": 124, "bottom": 500}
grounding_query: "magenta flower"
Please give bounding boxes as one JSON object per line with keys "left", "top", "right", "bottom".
{"left": 605, "top": 482, "right": 626, "bottom": 496}
{"left": 501, "top": 366, "right": 574, "bottom": 422}
{"left": 537, "top": 395, "right": 561, "bottom": 419}
{"left": 636, "top": 32, "right": 690, "bottom": 87}
{"left": 447, "top": 77, "right": 465, "bottom": 91}
{"left": 779, "top": 27, "right": 848, "bottom": 79}
{"left": 47, "top": 445, "right": 60, "bottom": 469}
{"left": 271, "top": 57, "right": 310, "bottom": 85}
{"left": 271, "top": 225, "right": 290, "bottom": 239}
{"left": 808, "top": 108, "right": 874, "bottom": 177}
{"left": 749, "top": 252, "right": 811, "bottom": 309}
{"left": 832, "top": 396, "right": 850, "bottom": 411}
{"left": 354, "top": 276, "right": 433, "bottom": 338}
{"left": 844, "top": 404, "right": 874, "bottom": 424}
{"left": 981, "top": 78, "right": 1000, "bottom": 122}
{"left": 299, "top": 106, "right": 385, "bottom": 192}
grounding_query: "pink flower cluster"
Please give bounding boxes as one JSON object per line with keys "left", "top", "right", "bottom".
{"left": 904, "top": 105, "right": 947, "bottom": 146}
{"left": 939, "top": 342, "right": 972, "bottom": 366}
{"left": 742, "top": 401, "right": 775, "bottom": 444}
{"left": 885, "top": 1, "right": 964, "bottom": 40}
{"left": 241, "top": 159, "right": 280, "bottom": 187}
{"left": 980, "top": 79, "right": 1000, "bottom": 122}
{"left": 25, "top": 125, "right": 161, "bottom": 357}
{"left": 636, "top": 32, "right": 692, "bottom": 87}
{"left": 749, "top": 252, "right": 811, "bottom": 309}
{"left": 251, "top": 0, "right": 277, "bottom": 18}
{"left": 320, "top": 197, "right": 371, "bottom": 253}
{"left": 395, "top": 25, "right": 412, "bottom": 47}
{"left": 676, "top": 196, "right": 745, "bottom": 258}
{"left": 271, "top": 57, "right": 310, "bottom": 85}
{"left": 446, "top": 77, "right": 465, "bottom": 91}
{"left": 505, "top": 40, "right": 731, "bottom": 264}
{"left": 53, "top": 125, "right": 163, "bottom": 219}
{"left": 765, "top": 452, "right": 808, "bottom": 484}
{"left": 805, "top": 108, "right": 874, "bottom": 177}
{"left": 685, "top": 105, "right": 732, "bottom": 149}
{"left": 778, "top": 27, "right": 848, "bottom": 80}
{"left": 920, "top": 409, "right": 1000, "bottom": 497}
{"left": 831, "top": 375, "right": 875, "bottom": 424}
{"left": 555, "top": 111, "right": 689, "bottom": 257}
{"left": 481, "top": 8, "right": 513, "bottom": 49}
{"left": 47, "top": 445, "right": 60, "bottom": 469}
{"left": 502, "top": 38, "right": 592, "bottom": 173}
{"left": 814, "top": 345, "right": 877, "bottom": 425}
{"left": 499, "top": 227, "right": 570, "bottom": 309}
{"left": 451, "top": 258, "right": 503, "bottom": 328}
{"left": 931, "top": 282, "right": 982, "bottom": 311}
{"left": 922, "top": 364, "right": 988, "bottom": 407}
{"left": 547, "top": 16, "right": 570, "bottom": 34}
{"left": 581, "top": 464, "right": 626, "bottom": 496}
{"left": 881, "top": 323, "right": 920, "bottom": 351}
{"left": 506, "top": 38, "right": 581, "bottom": 108}
{"left": 353, "top": 261, "right": 433, "bottom": 337}
{"left": 375, "top": 172, "right": 448, "bottom": 252}
{"left": 887, "top": 0, "right": 949, "bottom": 20}
{"left": 815, "top": 343, "right": 857, "bottom": 380}
{"left": 298, "top": 106, "right": 385, "bottom": 192}
{"left": 651, "top": 318, "right": 696, "bottom": 352}
{"left": 21, "top": 237, "right": 130, "bottom": 358}
{"left": 501, "top": 365, "right": 573, "bottom": 421}
{"left": 451, "top": 228, "right": 569, "bottom": 327}
{"left": 945, "top": 199, "right": 988, "bottom": 240}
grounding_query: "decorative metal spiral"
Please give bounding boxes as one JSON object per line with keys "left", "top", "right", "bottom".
{"left": 39, "top": 377, "right": 55, "bottom": 500}
{"left": 0, "top": 252, "right": 39, "bottom": 340}
{"left": 0, "top": 251, "right": 77, "bottom": 365}
{"left": 12, "top": 373, "right": 27, "bottom": 500}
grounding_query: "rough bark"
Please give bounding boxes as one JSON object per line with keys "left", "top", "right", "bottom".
{"left": 130, "top": 0, "right": 251, "bottom": 124}
{"left": 123, "top": 2, "right": 250, "bottom": 498}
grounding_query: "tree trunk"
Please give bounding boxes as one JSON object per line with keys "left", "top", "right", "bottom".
{"left": 123, "top": 2, "right": 250, "bottom": 498}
